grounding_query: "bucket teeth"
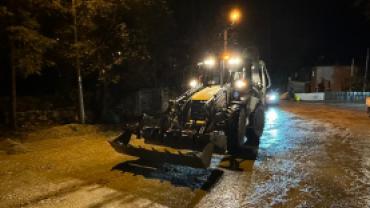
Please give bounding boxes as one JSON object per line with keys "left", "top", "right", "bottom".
{"left": 151, "top": 147, "right": 157, "bottom": 152}
{"left": 190, "top": 153, "right": 198, "bottom": 158}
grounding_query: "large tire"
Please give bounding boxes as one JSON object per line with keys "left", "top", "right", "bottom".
{"left": 246, "top": 105, "right": 265, "bottom": 145}
{"left": 226, "top": 105, "right": 247, "bottom": 154}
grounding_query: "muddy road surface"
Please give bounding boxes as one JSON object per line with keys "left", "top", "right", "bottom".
{"left": 1, "top": 101, "right": 370, "bottom": 208}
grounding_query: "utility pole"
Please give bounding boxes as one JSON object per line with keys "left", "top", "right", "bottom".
{"left": 220, "top": 29, "right": 228, "bottom": 86}
{"left": 10, "top": 38, "right": 16, "bottom": 128}
{"left": 224, "top": 29, "right": 228, "bottom": 53}
{"left": 72, "top": 0, "right": 85, "bottom": 124}
{"left": 350, "top": 58, "right": 354, "bottom": 92}
{"left": 364, "top": 48, "right": 369, "bottom": 92}
{"left": 220, "top": 10, "right": 240, "bottom": 86}
{"left": 9, "top": 0, "right": 17, "bottom": 128}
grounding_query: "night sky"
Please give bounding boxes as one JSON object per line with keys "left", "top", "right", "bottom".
{"left": 174, "top": 0, "right": 370, "bottom": 67}
{"left": 238, "top": 0, "right": 370, "bottom": 70}
{"left": 171, "top": 0, "right": 370, "bottom": 75}
{"left": 270, "top": 0, "right": 370, "bottom": 70}
{"left": 1, "top": 0, "right": 370, "bottom": 96}
{"left": 167, "top": 0, "right": 370, "bottom": 89}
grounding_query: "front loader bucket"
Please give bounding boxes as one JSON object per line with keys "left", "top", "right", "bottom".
{"left": 108, "top": 132, "right": 214, "bottom": 169}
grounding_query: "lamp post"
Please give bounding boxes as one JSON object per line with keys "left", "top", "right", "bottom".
{"left": 221, "top": 10, "right": 241, "bottom": 86}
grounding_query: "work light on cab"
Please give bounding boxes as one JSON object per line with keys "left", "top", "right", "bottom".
{"left": 190, "top": 80, "right": 198, "bottom": 88}
{"left": 229, "top": 58, "right": 241, "bottom": 65}
{"left": 235, "top": 80, "right": 247, "bottom": 89}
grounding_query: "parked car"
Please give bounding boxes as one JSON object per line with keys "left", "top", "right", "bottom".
{"left": 267, "top": 89, "right": 280, "bottom": 106}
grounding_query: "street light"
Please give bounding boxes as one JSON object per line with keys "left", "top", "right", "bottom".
{"left": 223, "top": 55, "right": 230, "bottom": 60}
{"left": 230, "top": 10, "right": 241, "bottom": 24}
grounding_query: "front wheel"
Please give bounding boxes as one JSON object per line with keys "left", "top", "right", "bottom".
{"left": 246, "top": 105, "right": 265, "bottom": 146}
{"left": 226, "top": 105, "right": 247, "bottom": 154}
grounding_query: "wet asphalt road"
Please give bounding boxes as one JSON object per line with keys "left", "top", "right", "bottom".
{"left": 1, "top": 101, "right": 370, "bottom": 208}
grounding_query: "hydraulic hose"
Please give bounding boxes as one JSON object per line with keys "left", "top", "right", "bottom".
{"left": 264, "top": 66, "right": 272, "bottom": 89}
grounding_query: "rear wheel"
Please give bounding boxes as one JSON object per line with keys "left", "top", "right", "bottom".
{"left": 246, "top": 105, "right": 265, "bottom": 145}
{"left": 227, "top": 105, "right": 247, "bottom": 154}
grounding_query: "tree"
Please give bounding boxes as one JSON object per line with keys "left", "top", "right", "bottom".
{"left": 355, "top": 0, "right": 370, "bottom": 18}
{"left": 1, "top": 0, "right": 176, "bottom": 124}
{"left": 0, "top": 0, "right": 55, "bottom": 128}
{"left": 47, "top": 0, "right": 174, "bottom": 122}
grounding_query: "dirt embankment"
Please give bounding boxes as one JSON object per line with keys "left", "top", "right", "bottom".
{"left": 0, "top": 124, "right": 125, "bottom": 156}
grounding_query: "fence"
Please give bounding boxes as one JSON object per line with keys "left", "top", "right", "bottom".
{"left": 290, "top": 92, "right": 370, "bottom": 102}
{"left": 2, "top": 88, "right": 171, "bottom": 126}
{"left": 138, "top": 88, "right": 169, "bottom": 115}
{"left": 115, "top": 88, "right": 169, "bottom": 120}
{"left": 324, "top": 92, "right": 370, "bottom": 102}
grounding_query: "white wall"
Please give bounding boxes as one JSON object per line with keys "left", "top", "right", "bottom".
{"left": 296, "top": 93, "right": 325, "bottom": 101}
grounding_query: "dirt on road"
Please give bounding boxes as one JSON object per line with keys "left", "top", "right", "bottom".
{"left": 0, "top": 101, "right": 370, "bottom": 208}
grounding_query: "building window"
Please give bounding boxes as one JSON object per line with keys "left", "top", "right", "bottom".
{"left": 312, "top": 70, "right": 315, "bottom": 77}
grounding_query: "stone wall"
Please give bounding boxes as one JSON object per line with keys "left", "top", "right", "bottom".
{"left": 111, "top": 88, "right": 169, "bottom": 121}
{"left": 4, "top": 108, "right": 78, "bottom": 128}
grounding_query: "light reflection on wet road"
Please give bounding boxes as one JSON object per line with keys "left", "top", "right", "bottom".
{"left": 194, "top": 102, "right": 370, "bottom": 208}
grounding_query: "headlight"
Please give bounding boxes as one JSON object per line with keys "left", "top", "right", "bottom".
{"left": 229, "top": 58, "right": 240, "bottom": 65}
{"left": 190, "top": 80, "right": 198, "bottom": 88}
{"left": 235, "top": 80, "right": 247, "bottom": 89}
{"left": 269, "top": 95, "right": 276, "bottom": 100}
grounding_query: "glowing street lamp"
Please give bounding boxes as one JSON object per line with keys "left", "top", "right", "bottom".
{"left": 230, "top": 10, "right": 241, "bottom": 24}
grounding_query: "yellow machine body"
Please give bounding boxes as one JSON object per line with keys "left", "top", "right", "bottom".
{"left": 191, "top": 86, "right": 222, "bottom": 101}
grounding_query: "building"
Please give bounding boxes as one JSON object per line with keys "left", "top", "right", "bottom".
{"left": 310, "top": 65, "right": 358, "bottom": 92}
{"left": 287, "top": 65, "right": 358, "bottom": 93}
{"left": 286, "top": 68, "right": 313, "bottom": 93}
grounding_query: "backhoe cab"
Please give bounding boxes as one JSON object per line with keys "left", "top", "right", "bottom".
{"left": 109, "top": 47, "right": 271, "bottom": 169}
